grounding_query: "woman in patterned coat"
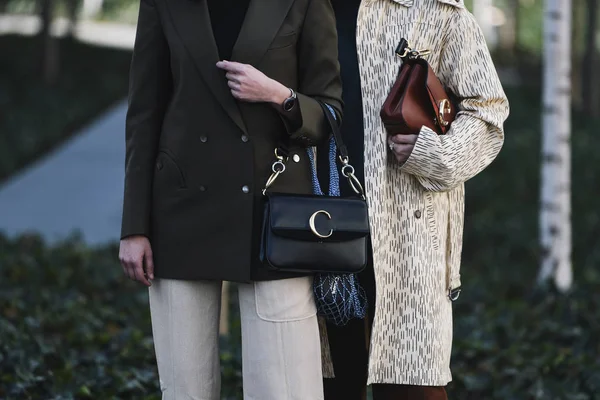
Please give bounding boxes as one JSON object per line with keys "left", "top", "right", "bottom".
{"left": 322, "top": 0, "right": 510, "bottom": 399}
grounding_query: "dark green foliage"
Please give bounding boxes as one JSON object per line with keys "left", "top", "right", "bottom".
{"left": 0, "top": 88, "right": 598, "bottom": 399}
{"left": 0, "top": 35, "right": 131, "bottom": 183}
{"left": 0, "top": 234, "right": 243, "bottom": 399}
{"left": 446, "top": 87, "right": 600, "bottom": 399}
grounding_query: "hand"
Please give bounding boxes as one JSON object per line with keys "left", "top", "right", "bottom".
{"left": 119, "top": 235, "right": 154, "bottom": 287}
{"left": 216, "top": 60, "right": 290, "bottom": 105}
{"left": 388, "top": 133, "right": 418, "bottom": 164}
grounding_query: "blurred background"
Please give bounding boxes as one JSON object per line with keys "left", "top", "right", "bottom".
{"left": 0, "top": 0, "right": 598, "bottom": 399}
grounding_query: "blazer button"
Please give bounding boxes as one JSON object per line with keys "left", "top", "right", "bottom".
{"left": 156, "top": 161, "right": 163, "bottom": 170}
{"left": 241, "top": 134, "right": 249, "bottom": 142}
{"left": 199, "top": 185, "right": 206, "bottom": 192}
{"left": 414, "top": 210, "right": 422, "bottom": 219}
{"left": 242, "top": 185, "right": 250, "bottom": 194}
{"left": 200, "top": 135, "right": 208, "bottom": 143}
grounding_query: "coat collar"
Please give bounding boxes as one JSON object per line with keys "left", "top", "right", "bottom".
{"left": 165, "top": 0, "right": 295, "bottom": 134}
{"left": 388, "top": 0, "right": 464, "bottom": 8}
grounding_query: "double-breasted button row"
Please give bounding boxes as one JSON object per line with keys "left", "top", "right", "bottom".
{"left": 200, "top": 135, "right": 249, "bottom": 143}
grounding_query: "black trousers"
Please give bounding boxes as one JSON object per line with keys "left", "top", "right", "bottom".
{"left": 323, "top": 263, "right": 448, "bottom": 400}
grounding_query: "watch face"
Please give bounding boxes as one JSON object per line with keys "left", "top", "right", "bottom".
{"left": 283, "top": 97, "right": 296, "bottom": 112}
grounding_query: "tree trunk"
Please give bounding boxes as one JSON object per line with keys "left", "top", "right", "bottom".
{"left": 39, "top": 0, "right": 59, "bottom": 86}
{"left": 498, "top": 0, "right": 518, "bottom": 56}
{"left": 81, "top": 0, "right": 103, "bottom": 18}
{"left": 472, "top": 0, "right": 498, "bottom": 49}
{"left": 65, "top": 0, "right": 79, "bottom": 38}
{"left": 538, "top": 0, "right": 573, "bottom": 292}
{"left": 571, "top": 1, "right": 586, "bottom": 108}
{"left": 582, "top": 0, "right": 599, "bottom": 116}
{"left": 219, "top": 281, "right": 230, "bottom": 336}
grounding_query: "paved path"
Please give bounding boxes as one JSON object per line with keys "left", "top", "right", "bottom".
{"left": 0, "top": 101, "right": 127, "bottom": 246}
{"left": 0, "top": 13, "right": 520, "bottom": 247}
{"left": 0, "top": 15, "right": 133, "bottom": 245}
{"left": 0, "top": 14, "right": 136, "bottom": 49}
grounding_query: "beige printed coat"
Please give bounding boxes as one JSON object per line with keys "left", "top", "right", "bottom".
{"left": 320, "top": 0, "right": 510, "bottom": 387}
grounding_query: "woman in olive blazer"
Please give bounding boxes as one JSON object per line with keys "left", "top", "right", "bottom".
{"left": 118, "top": 0, "right": 342, "bottom": 398}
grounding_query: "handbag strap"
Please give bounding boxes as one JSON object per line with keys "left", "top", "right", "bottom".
{"left": 263, "top": 101, "right": 365, "bottom": 198}
{"left": 308, "top": 107, "right": 340, "bottom": 198}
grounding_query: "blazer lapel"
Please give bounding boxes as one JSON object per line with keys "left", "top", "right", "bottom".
{"left": 165, "top": 0, "right": 247, "bottom": 134}
{"left": 231, "top": 0, "right": 295, "bottom": 66}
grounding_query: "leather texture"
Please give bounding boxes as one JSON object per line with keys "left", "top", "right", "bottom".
{"left": 261, "top": 194, "right": 369, "bottom": 274}
{"left": 260, "top": 101, "right": 370, "bottom": 275}
{"left": 381, "top": 44, "right": 457, "bottom": 136}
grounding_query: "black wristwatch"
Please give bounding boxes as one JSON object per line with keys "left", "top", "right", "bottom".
{"left": 282, "top": 88, "right": 297, "bottom": 112}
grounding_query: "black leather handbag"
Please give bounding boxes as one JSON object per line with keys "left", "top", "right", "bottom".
{"left": 259, "top": 102, "right": 370, "bottom": 274}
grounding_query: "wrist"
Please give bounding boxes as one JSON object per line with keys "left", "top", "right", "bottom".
{"left": 270, "top": 82, "right": 292, "bottom": 105}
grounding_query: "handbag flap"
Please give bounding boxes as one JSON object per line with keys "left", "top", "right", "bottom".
{"left": 266, "top": 194, "right": 370, "bottom": 242}
{"left": 424, "top": 61, "right": 456, "bottom": 134}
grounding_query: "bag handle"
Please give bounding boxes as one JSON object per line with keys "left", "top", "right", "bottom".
{"left": 263, "top": 101, "right": 365, "bottom": 198}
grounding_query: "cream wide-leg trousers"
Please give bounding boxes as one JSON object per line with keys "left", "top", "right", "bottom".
{"left": 148, "top": 276, "right": 324, "bottom": 400}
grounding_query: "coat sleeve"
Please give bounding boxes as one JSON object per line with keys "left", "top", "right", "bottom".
{"left": 121, "top": 0, "right": 171, "bottom": 239}
{"left": 399, "top": 10, "right": 509, "bottom": 191}
{"left": 283, "top": 0, "right": 343, "bottom": 145}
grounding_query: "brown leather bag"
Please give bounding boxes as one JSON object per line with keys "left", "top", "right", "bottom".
{"left": 381, "top": 39, "right": 457, "bottom": 136}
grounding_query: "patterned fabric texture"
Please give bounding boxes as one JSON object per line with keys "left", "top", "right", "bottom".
{"left": 321, "top": 0, "right": 510, "bottom": 386}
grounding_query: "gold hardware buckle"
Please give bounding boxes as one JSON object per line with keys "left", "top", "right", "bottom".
{"left": 437, "top": 99, "right": 451, "bottom": 127}
{"left": 396, "top": 41, "right": 431, "bottom": 59}
{"left": 309, "top": 210, "right": 333, "bottom": 239}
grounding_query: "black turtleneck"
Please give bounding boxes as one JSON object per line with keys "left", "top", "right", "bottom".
{"left": 207, "top": 0, "right": 251, "bottom": 60}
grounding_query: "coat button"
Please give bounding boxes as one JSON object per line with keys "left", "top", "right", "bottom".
{"left": 242, "top": 185, "right": 250, "bottom": 194}
{"left": 414, "top": 210, "right": 422, "bottom": 218}
{"left": 293, "top": 154, "right": 300, "bottom": 163}
{"left": 199, "top": 185, "right": 206, "bottom": 192}
{"left": 241, "top": 135, "right": 249, "bottom": 142}
{"left": 156, "top": 161, "right": 163, "bottom": 170}
{"left": 200, "top": 135, "right": 208, "bottom": 143}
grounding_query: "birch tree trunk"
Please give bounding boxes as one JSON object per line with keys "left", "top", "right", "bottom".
{"left": 582, "top": 0, "right": 599, "bottom": 116}
{"left": 219, "top": 281, "right": 230, "bottom": 335}
{"left": 472, "top": 0, "right": 498, "bottom": 49}
{"left": 538, "top": 0, "right": 573, "bottom": 292}
{"left": 39, "top": 0, "right": 59, "bottom": 86}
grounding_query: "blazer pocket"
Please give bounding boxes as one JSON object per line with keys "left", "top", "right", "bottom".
{"left": 154, "top": 149, "right": 187, "bottom": 192}
{"left": 268, "top": 32, "right": 297, "bottom": 50}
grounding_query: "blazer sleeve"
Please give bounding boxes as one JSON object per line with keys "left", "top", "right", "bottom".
{"left": 121, "top": 0, "right": 171, "bottom": 239}
{"left": 284, "top": 0, "right": 343, "bottom": 145}
{"left": 399, "top": 10, "right": 509, "bottom": 191}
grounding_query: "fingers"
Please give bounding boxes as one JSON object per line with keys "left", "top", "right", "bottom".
{"left": 134, "top": 262, "right": 152, "bottom": 287}
{"left": 227, "top": 80, "right": 241, "bottom": 91}
{"left": 225, "top": 72, "right": 241, "bottom": 84}
{"left": 144, "top": 250, "right": 155, "bottom": 281}
{"left": 392, "top": 144, "right": 414, "bottom": 163}
{"left": 216, "top": 60, "right": 245, "bottom": 73}
{"left": 390, "top": 134, "right": 418, "bottom": 145}
{"left": 119, "top": 239, "right": 153, "bottom": 287}
{"left": 120, "top": 254, "right": 142, "bottom": 282}
{"left": 388, "top": 134, "right": 417, "bottom": 163}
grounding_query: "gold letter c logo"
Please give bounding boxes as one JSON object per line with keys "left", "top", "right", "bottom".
{"left": 309, "top": 210, "right": 333, "bottom": 239}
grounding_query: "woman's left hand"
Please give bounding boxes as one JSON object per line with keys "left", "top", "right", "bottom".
{"left": 216, "top": 60, "right": 290, "bottom": 105}
{"left": 388, "top": 134, "right": 418, "bottom": 164}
